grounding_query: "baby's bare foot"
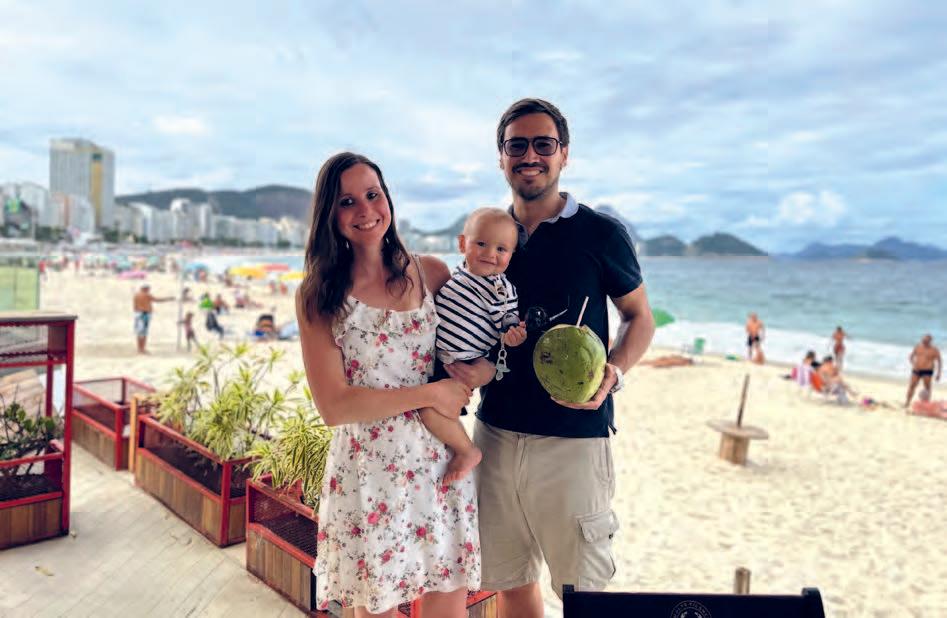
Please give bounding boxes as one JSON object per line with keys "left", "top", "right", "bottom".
{"left": 442, "top": 446, "right": 482, "bottom": 485}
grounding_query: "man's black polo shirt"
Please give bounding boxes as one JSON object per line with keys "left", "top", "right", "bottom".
{"left": 476, "top": 194, "right": 643, "bottom": 438}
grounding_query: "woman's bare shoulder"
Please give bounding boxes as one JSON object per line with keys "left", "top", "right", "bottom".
{"left": 417, "top": 254, "right": 451, "bottom": 292}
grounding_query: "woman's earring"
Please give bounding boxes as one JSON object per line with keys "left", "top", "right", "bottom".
{"left": 344, "top": 240, "right": 350, "bottom": 250}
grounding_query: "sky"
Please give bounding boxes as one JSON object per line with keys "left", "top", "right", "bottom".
{"left": 2, "top": 1, "right": 946, "bottom": 252}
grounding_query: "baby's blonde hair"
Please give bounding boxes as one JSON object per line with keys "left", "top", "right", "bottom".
{"left": 462, "top": 207, "right": 517, "bottom": 237}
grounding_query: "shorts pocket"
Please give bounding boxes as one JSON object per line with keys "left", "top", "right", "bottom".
{"left": 575, "top": 509, "right": 619, "bottom": 589}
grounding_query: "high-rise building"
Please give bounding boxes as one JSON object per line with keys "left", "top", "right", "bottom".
{"left": 49, "top": 138, "right": 115, "bottom": 230}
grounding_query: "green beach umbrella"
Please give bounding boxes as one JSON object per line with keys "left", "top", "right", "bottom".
{"left": 652, "top": 308, "right": 675, "bottom": 328}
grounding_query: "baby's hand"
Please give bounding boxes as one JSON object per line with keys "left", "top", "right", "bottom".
{"left": 502, "top": 321, "right": 527, "bottom": 347}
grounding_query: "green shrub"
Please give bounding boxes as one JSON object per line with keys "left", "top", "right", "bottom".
{"left": 152, "top": 343, "right": 303, "bottom": 460}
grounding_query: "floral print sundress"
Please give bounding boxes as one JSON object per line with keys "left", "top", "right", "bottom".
{"left": 315, "top": 280, "right": 481, "bottom": 613}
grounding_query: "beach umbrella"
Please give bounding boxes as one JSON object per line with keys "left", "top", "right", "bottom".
{"left": 652, "top": 308, "right": 675, "bottom": 328}
{"left": 118, "top": 270, "right": 147, "bottom": 280}
{"left": 262, "top": 263, "right": 290, "bottom": 272}
{"left": 229, "top": 265, "right": 267, "bottom": 279}
{"left": 280, "top": 271, "right": 304, "bottom": 282}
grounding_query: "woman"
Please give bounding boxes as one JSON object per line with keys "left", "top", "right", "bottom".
{"left": 296, "top": 152, "right": 480, "bottom": 617}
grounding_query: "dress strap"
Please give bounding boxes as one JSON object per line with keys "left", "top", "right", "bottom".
{"left": 412, "top": 253, "right": 429, "bottom": 301}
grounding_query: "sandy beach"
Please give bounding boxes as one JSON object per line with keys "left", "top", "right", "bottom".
{"left": 35, "top": 269, "right": 947, "bottom": 616}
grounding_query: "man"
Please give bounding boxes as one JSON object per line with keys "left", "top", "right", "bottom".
{"left": 745, "top": 312, "right": 765, "bottom": 363}
{"left": 906, "top": 334, "right": 942, "bottom": 407}
{"left": 445, "top": 98, "right": 655, "bottom": 617}
{"left": 133, "top": 283, "right": 172, "bottom": 354}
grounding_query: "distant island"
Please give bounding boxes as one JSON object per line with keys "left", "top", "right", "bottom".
{"left": 790, "top": 237, "right": 947, "bottom": 261}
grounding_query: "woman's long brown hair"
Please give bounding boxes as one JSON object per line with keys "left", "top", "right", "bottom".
{"left": 299, "top": 152, "right": 412, "bottom": 324}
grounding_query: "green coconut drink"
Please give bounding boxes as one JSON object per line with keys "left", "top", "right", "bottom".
{"left": 533, "top": 323, "right": 607, "bottom": 403}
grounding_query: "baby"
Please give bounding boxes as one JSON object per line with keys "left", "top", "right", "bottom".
{"left": 422, "top": 208, "right": 527, "bottom": 484}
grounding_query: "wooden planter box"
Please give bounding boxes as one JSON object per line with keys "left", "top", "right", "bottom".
{"left": 71, "top": 377, "right": 154, "bottom": 470}
{"left": 246, "top": 475, "right": 325, "bottom": 615}
{"left": 246, "top": 476, "right": 496, "bottom": 618}
{"left": 0, "top": 440, "right": 66, "bottom": 549}
{"left": 134, "top": 415, "right": 250, "bottom": 547}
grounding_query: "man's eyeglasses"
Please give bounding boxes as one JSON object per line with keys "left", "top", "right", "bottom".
{"left": 501, "top": 136, "right": 563, "bottom": 157}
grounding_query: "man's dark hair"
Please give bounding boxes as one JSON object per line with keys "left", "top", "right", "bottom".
{"left": 496, "top": 98, "right": 570, "bottom": 151}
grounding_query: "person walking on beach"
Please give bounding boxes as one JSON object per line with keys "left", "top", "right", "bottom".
{"left": 179, "top": 311, "right": 198, "bottom": 352}
{"left": 905, "top": 334, "right": 941, "bottom": 407}
{"left": 746, "top": 312, "right": 765, "bottom": 364}
{"left": 832, "top": 326, "right": 848, "bottom": 370}
{"left": 296, "top": 152, "right": 480, "bottom": 616}
{"left": 444, "top": 98, "right": 655, "bottom": 616}
{"left": 133, "top": 284, "right": 172, "bottom": 354}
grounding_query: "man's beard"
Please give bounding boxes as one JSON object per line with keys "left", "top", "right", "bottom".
{"left": 512, "top": 172, "right": 557, "bottom": 201}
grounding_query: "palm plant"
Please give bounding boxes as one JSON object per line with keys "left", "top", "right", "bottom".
{"left": 151, "top": 343, "right": 304, "bottom": 460}
{"left": 248, "top": 389, "right": 332, "bottom": 509}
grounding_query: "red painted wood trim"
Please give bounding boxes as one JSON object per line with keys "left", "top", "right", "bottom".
{"left": 466, "top": 591, "right": 495, "bottom": 606}
{"left": 62, "top": 321, "right": 75, "bottom": 532}
{"left": 247, "top": 522, "right": 317, "bottom": 568}
{"left": 137, "top": 446, "right": 227, "bottom": 504}
{"left": 220, "top": 461, "right": 233, "bottom": 542}
{"left": 0, "top": 491, "right": 64, "bottom": 510}
{"left": 0, "top": 442, "right": 63, "bottom": 469}
{"left": 72, "top": 409, "right": 119, "bottom": 439}
{"left": 138, "top": 415, "right": 252, "bottom": 467}
{"left": 247, "top": 476, "right": 317, "bottom": 521}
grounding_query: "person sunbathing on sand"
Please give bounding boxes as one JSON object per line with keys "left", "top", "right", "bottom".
{"left": 909, "top": 388, "right": 947, "bottom": 420}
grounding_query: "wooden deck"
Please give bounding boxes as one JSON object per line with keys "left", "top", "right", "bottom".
{"left": 0, "top": 445, "right": 297, "bottom": 617}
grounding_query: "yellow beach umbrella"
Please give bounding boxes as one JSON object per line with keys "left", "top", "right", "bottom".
{"left": 280, "top": 271, "right": 304, "bottom": 282}
{"left": 230, "top": 265, "right": 266, "bottom": 279}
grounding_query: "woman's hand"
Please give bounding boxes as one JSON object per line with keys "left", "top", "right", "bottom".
{"left": 428, "top": 378, "right": 472, "bottom": 419}
{"left": 444, "top": 358, "right": 496, "bottom": 389}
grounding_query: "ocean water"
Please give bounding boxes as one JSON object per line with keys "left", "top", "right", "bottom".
{"left": 198, "top": 252, "right": 946, "bottom": 379}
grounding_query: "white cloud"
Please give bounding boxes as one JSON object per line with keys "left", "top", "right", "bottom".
{"left": 589, "top": 192, "right": 688, "bottom": 224}
{"left": 152, "top": 115, "right": 210, "bottom": 137}
{"left": 740, "top": 190, "right": 847, "bottom": 228}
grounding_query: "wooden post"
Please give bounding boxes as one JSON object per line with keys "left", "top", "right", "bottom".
{"left": 128, "top": 395, "right": 141, "bottom": 474}
{"left": 734, "top": 567, "right": 751, "bottom": 594}
{"left": 736, "top": 374, "right": 750, "bottom": 427}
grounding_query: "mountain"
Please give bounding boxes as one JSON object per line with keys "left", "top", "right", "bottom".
{"left": 792, "top": 237, "right": 947, "bottom": 260}
{"left": 872, "top": 237, "right": 947, "bottom": 260}
{"left": 688, "top": 233, "right": 767, "bottom": 257}
{"left": 117, "top": 185, "right": 312, "bottom": 221}
{"left": 794, "top": 242, "right": 867, "bottom": 259}
{"left": 643, "top": 235, "right": 687, "bottom": 256}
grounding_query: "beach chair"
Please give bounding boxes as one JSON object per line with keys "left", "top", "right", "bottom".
{"left": 562, "top": 586, "right": 826, "bottom": 617}
{"left": 682, "top": 336, "right": 706, "bottom": 362}
{"left": 808, "top": 372, "right": 850, "bottom": 405}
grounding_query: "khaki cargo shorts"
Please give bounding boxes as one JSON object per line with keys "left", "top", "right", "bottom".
{"left": 473, "top": 419, "right": 618, "bottom": 599}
